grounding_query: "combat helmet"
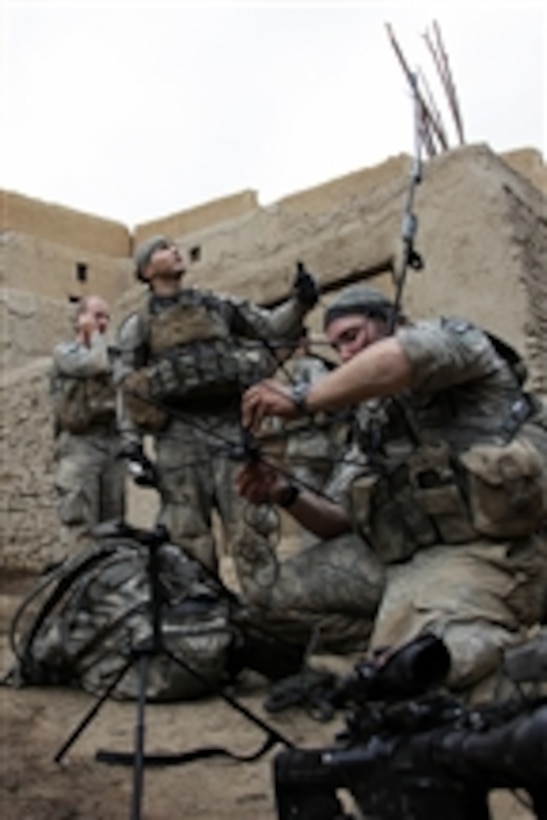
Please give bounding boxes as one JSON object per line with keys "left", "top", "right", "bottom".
{"left": 323, "top": 284, "right": 395, "bottom": 329}
{"left": 134, "top": 236, "right": 170, "bottom": 282}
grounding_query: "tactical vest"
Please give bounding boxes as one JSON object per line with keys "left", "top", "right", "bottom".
{"left": 351, "top": 434, "right": 546, "bottom": 564}
{"left": 53, "top": 372, "right": 116, "bottom": 434}
{"left": 351, "top": 376, "right": 547, "bottom": 564}
{"left": 148, "top": 296, "right": 245, "bottom": 397}
{"left": 123, "top": 294, "right": 278, "bottom": 430}
{"left": 149, "top": 294, "right": 277, "bottom": 395}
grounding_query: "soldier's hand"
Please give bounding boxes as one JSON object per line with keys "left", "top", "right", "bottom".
{"left": 236, "top": 461, "right": 284, "bottom": 505}
{"left": 76, "top": 310, "right": 99, "bottom": 347}
{"left": 242, "top": 379, "right": 299, "bottom": 433}
{"left": 293, "top": 260, "right": 319, "bottom": 309}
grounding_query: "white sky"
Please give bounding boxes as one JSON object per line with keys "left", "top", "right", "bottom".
{"left": 2, "top": 1, "right": 545, "bottom": 228}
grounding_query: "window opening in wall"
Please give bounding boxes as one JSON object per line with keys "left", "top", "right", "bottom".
{"left": 68, "top": 294, "right": 81, "bottom": 304}
{"left": 189, "top": 246, "right": 201, "bottom": 263}
{"left": 76, "top": 262, "right": 88, "bottom": 283}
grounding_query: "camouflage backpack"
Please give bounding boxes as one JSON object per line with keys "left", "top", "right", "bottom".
{"left": 7, "top": 533, "right": 237, "bottom": 702}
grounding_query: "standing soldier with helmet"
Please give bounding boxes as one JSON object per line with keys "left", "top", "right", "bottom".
{"left": 113, "top": 236, "right": 318, "bottom": 575}
{"left": 50, "top": 295, "right": 125, "bottom": 559}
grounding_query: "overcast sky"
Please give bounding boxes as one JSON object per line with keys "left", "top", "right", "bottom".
{"left": 2, "top": 1, "right": 545, "bottom": 228}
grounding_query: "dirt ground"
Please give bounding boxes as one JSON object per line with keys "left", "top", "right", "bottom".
{"left": 0, "top": 570, "right": 536, "bottom": 820}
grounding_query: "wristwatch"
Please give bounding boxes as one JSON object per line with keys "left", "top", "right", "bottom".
{"left": 290, "top": 382, "right": 311, "bottom": 414}
{"left": 277, "top": 484, "right": 300, "bottom": 509}
{"left": 278, "top": 483, "right": 301, "bottom": 508}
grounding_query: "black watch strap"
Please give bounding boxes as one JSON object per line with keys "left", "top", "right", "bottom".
{"left": 278, "top": 483, "right": 300, "bottom": 508}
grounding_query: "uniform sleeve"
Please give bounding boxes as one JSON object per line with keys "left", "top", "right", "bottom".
{"left": 226, "top": 294, "right": 309, "bottom": 344}
{"left": 111, "top": 312, "right": 149, "bottom": 445}
{"left": 397, "top": 319, "right": 503, "bottom": 393}
{"left": 111, "top": 313, "right": 148, "bottom": 385}
{"left": 324, "top": 442, "right": 369, "bottom": 509}
{"left": 52, "top": 334, "right": 111, "bottom": 377}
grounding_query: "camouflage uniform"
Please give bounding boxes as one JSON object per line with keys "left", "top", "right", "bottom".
{"left": 51, "top": 333, "right": 125, "bottom": 558}
{"left": 273, "top": 352, "right": 347, "bottom": 553}
{"left": 114, "top": 288, "right": 308, "bottom": 573}
{"left": 339, "top": 316, "right": 547, "bottom": 699}
{"left": 233, "top": 442, "right": 386, "bottom": 654}
{"left": 284, "top": 354, "right": 343, "bottom": 494}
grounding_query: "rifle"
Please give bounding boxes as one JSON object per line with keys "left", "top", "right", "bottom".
{"left": 272, "top": 633, "right": 547, "bottom": 820}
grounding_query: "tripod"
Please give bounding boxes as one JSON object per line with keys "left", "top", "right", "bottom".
{"left": 53, "top": 519, "right": 294, "bottom": 820}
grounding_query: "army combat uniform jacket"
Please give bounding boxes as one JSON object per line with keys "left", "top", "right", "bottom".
{"left": 50, "top": 333, "right": 125, "bottom": 558}
{"left": 113, "top": 287, "right": 309, "bottom": 572}
{"left": 284, "top": 354, "right": 342, "bottom": 494}
{"left": 340, "top": 316, "right": 547, "bottom": 698}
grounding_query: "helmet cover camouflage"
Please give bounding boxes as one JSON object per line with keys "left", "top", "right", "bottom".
{"left": 134, "top": 236, "right": 170, "bottom": 280}
{"left": 323, "top": 284, "right": 394, "bottom": 329}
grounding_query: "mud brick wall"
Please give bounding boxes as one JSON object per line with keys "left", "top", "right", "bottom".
{"left": 1, "top": 144, "right": 545, "bottom": 571}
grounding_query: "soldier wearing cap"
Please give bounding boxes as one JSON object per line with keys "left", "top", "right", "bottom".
{"left": 238, "top": 283, "right": 547, "bottom": 699}
{"left": 113, "top": 236, "right": 318, "bottom": 575}
{"left": 50, "top": 295, "right": 125, "bottom": 559}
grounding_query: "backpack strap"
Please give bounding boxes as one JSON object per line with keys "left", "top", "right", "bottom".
{"left": 6, "top": 542, "right": 125, "bottom": 686}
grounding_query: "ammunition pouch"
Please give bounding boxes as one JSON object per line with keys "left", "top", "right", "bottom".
{"left": 55, "top": 375, "right": 116, "bottom": 434}
{"left": 459, "top": 436, "right": 546, "bottom": 538}
{"left": 132, "top": 296, "right": 279, "bottom": 422}
{"left": 352, "top": 437, "right": 547, "bottom": 561}
{"left": 123, "top": 340, "right": 277, "bottom": 431}
{"left": 152, "top": 339, "right": 241, "bottom": 397}
{"left": 149, "top": 339, "right": 277, "bottom": 402}
{"left": 122, "top": 369, "right": 169, "bottom": 432}
{"left": 352, "top": 442, "right": 474, "bottom": 563}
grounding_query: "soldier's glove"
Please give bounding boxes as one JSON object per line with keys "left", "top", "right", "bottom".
{"left": 120, "top": 442, "right": 158, "bottom": 488}
{"left": 293, "top": 260, "right": 319, "bottom": 309}
{"left": 263, "top": 667, "right": 338, "bottom": 722}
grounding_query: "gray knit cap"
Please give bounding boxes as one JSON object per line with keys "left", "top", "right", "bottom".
{"left": 323, "top": 284, "right": 395, "bottom": 329}
{"left": 134, "top": 235, "right": 169, "bottom": 279}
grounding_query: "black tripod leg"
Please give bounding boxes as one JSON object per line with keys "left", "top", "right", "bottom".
{"left": 53, "top": 656, "right": 134, "bottom": 764}
{"left": 162, "top": 646, "right": 294, "bottom": 749}
{"left": 130, "top": 652, "right": 149, "bottom": 820}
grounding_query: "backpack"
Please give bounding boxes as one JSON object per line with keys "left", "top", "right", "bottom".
{"left": 6, "top": 527, "right": 306, "bottom": 704}
{"left": 7, "top": 534, "right": 238, "bottom": 702}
